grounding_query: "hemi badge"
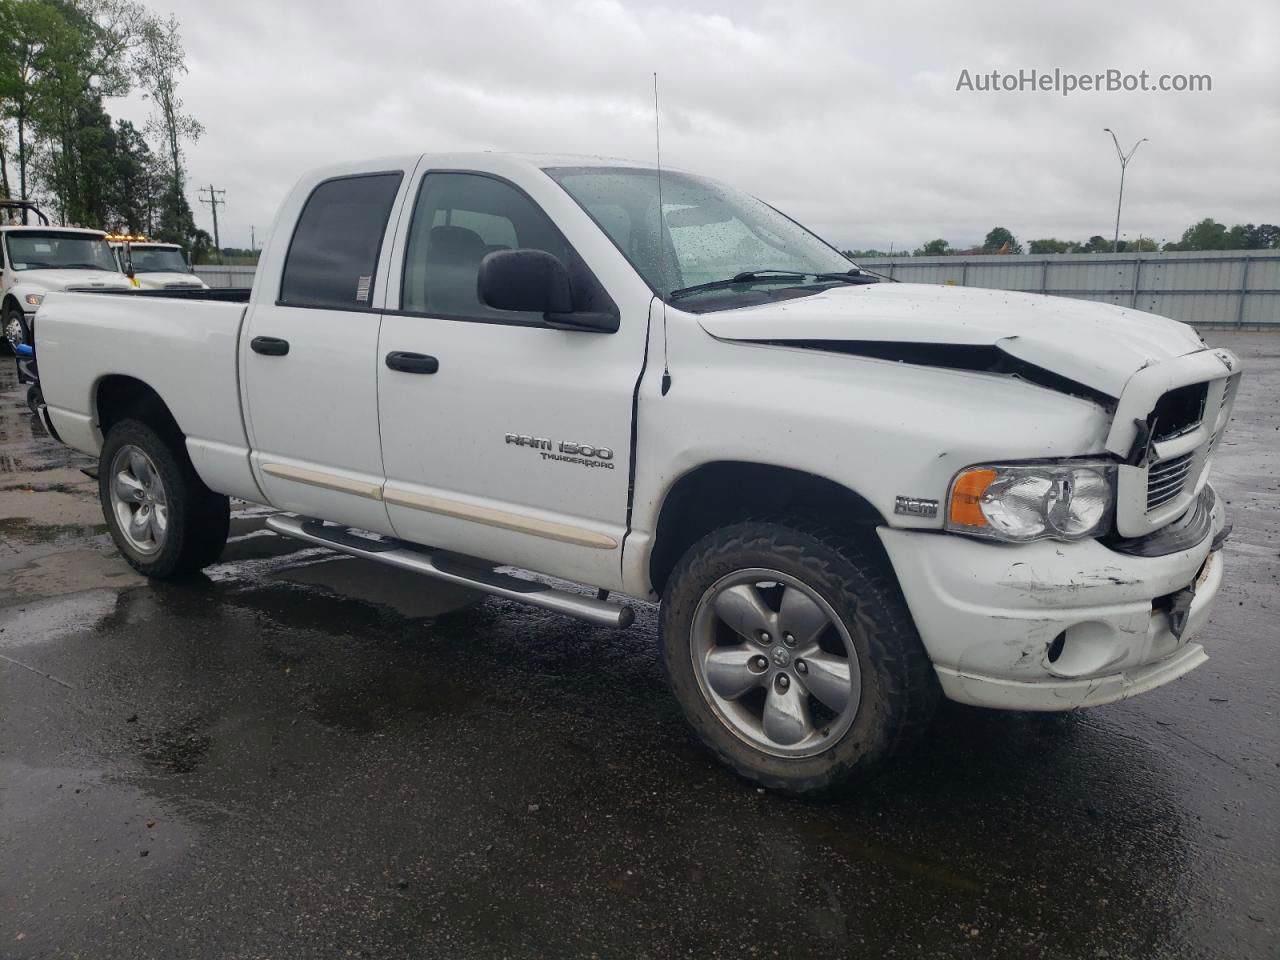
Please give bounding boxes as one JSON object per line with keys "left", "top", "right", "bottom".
{"left": 894, "top": 496, "right": 939, "bottom": 518}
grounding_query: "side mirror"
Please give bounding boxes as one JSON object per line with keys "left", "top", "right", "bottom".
{"left": 477, "top": 249, "right": 616, "bottom": 332}
{"left": 478, "top": 249, "right": 572, "bottom": 313}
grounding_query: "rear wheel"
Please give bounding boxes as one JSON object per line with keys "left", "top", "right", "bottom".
{"left": 660, "top": 519, "right": 938, "bottom": 796}
{"left": 99, "top": 419, "right": 230, "bottom": 578}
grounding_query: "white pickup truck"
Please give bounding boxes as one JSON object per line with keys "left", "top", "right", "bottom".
{"left": 32, "top": 153, "right": 1239, "bottom": 795}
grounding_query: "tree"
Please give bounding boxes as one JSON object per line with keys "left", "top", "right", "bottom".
{"left": 982, "top": 227, "right": 1022, "bottom": 254}
{"left": 1224, "top": 223, "right": 1280, "bottom": 250}
{"left": 1167, "top": 218, "right": 1228, "bottom": 251}
{"left": 106, "top": 118, "right": 156, "bottom": 232}
{"left": 27, "top": 0, "right": 145, "bottom": 225}
{"left": 1127, "top": 237, "right": 1160, "bottom": 252}
{"left": 1, "top": 2, "right": 205, "bottom": 234}
{"left": 914, "top": 238, "right": 951, "bottom": 256}
{"left": 154, "top": 179, "right": 209, "bottom": 259}
{"left": 133, "top": 13, "right": 201, "bottom": 197}
{"left": 0, "top": 0, "right": 73, "bottom": 210}
{"left": 1082, "top": 235, "right": 1113, "bottom": 253}
{"left": 1028, "top": 238, "right": 1080, "bottom": 254}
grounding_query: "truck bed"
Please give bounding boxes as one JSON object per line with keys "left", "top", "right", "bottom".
{"left": 36, "top": 289, "right": 258, "bottom": 501}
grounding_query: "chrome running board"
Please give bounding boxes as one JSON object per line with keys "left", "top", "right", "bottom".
{"left": 265, "top": 514, "right": 635, "bottom": 629}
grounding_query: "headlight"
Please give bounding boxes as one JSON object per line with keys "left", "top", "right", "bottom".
{"left": 946, "top": 461, "right": 1115, "bottom": 542}
{"left": 24, "top": 293, "right": 44, "bottom": 307}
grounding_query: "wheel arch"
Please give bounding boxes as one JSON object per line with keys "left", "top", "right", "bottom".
{"left": 94, "top": 374, "right": 185, "bottom": 445}
{"left": 647, "top": 461, "right": 888, "bottom": 596}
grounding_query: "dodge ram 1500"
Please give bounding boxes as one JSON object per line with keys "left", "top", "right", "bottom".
{"left": 32, "top": 152, "right": 1239, "bottom": 794}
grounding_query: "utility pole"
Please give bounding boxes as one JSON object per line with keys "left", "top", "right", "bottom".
{"left": 198, "top": 185, "right": 226, "bottom": 264}
{"left": 250, "top": 224, "right": 256, "bottom": 253}
{"left": 1103, "top": 129, "right": 1147, "bottom": 252}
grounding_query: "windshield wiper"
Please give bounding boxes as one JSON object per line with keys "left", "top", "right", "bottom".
{"left": 60, "top": 262, "right": 112, "bottom": 270}
{"left": 669, "top": 268, "right": 876, "bottom": 300}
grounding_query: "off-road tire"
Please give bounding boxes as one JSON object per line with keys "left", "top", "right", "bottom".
{"left": 99, "top": 418, "right": 230, "bottom": 578}
{"left": 660, "top": 519, "right": 938, "bottom": 796}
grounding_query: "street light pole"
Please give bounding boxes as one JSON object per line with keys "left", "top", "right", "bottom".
{"left": 1103, "top": 128, "right": 1148, "bottom": 251}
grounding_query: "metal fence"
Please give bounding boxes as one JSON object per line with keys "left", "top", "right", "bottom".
{"left": 193, "top": 264, "right": 256, "bottom": 288}
{"left": 192, "top": 252, "right": 1280, "bottom": 328}
{"left": 855, "top": 250, "right": 1280, "bottom": 328}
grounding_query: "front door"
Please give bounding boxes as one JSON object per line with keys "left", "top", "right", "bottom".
{"left": 376, "top": 168, "right": 651, "bottom": 588}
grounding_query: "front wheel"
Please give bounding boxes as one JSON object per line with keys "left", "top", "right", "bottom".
{"left": 3, "top": 306, "right": 27, "bottom": 355}
{"left": 660, "top": 520, "right": 938, "bottom": 796}
{"left": 99, "top": 419, "right": 230, "bottom": 578}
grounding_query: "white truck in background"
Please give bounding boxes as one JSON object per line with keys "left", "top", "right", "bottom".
{"left": 2, "top": 201, "right": 134, "bottom": 352}
{"left": 108, "top": 235, "right": 208, "bottom": 291}
{"left": 30, "top": 153, "right": 1239, "bottom": 795}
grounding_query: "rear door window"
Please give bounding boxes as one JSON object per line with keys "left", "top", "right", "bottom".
{"left": 280, "top": 172, "right": 403, "bottom": 309}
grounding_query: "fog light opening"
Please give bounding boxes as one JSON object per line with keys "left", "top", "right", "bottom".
{"left": 1045, "top": 621, "right": 1125, "bottom": 677}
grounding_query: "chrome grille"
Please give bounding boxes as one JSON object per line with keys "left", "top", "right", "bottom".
{"left": 1147, "top": 451, "right": 1195, "bottom": 512}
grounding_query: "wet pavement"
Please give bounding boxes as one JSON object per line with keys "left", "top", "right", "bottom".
{"left": 1, "top": 332, "right": 1277, "bottom": 959}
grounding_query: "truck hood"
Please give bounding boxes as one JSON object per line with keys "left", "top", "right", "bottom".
{"left": 134, "top": 272, "right": 206, "bottom": 289}
{"left": 14, "top": 269, "right": 134, "bottom": 293}
{"left": 696, "top": 283, "right": 1207, "bottom": 399}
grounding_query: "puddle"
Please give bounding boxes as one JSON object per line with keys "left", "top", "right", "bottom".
{"left": 0, "top": 587, "right": 121, "bottom": 649}
{"left": 0, "top": 551, "right": 144, "bottom": 606}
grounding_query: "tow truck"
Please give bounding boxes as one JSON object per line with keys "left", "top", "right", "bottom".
{"left": 108, "top": 234, "right": 207, "bottom": 291}
{"left": 3, "top": 200, "right": 134, "bottom": 356}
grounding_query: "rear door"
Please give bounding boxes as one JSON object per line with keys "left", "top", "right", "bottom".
{"left": 241, "top": 167, "right": 412, "bottom": 533}
{"left": 375, "top": 164, "right": 653, "bottom": 588}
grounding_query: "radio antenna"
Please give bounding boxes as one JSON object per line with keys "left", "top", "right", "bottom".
{"left": 654, "top": 72, "right": 672, "bottom": 395}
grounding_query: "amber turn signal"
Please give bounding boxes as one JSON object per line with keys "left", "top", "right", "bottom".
{"left": 949, "top": 468, "right": 998, "bottom": 527}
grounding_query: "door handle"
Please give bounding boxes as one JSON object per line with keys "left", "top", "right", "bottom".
{"left": 385, "top": 351, "right": 439, "bottom": 374}
{"left": 250, "top": 336, "right": 290, "bottom": 356}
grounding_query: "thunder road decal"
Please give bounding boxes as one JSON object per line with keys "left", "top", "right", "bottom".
{"left": 505, "top": 434, "right": 616, "bottom": 469}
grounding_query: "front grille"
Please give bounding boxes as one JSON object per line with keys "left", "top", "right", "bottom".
{"left": 1147, "top": 451, "right": 1195, "bottom": 511}
{"left": 1149, "top": 381, "right": 1208, "bottom": 442}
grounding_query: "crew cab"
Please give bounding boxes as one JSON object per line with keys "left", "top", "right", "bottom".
{"left": 109, "top": 236, "right": 208, "bottom": 291}
{"left": 31, "top": 153, "right": 1240, "bottom": 795}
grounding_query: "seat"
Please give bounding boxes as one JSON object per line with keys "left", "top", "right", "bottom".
{"left": 420, "top": 225, "right": 488, "bottom": 315}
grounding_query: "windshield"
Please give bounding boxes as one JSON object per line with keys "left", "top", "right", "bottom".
{"left": 129, "top": 246, "right": 190, "bottom": 273}
{"left": 545, "top": 166, "right": 856, "bottom": 308}
{"left": 4, "top": 231, "right": 119, "bottom": 271}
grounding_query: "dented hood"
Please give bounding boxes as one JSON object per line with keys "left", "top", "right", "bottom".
{"left": 696, "top": 283, "right": 1207, "bottom": 398}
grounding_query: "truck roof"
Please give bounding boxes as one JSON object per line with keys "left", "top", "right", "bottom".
{"left": 302, "top": 151, "right": 665, "bottom": 186}
{"left": 0, "top": 224, "right": 108, "bottom": 238}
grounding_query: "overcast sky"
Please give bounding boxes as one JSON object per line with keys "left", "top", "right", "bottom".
{"left": 109, "top": 0, "right": 1278, "bottom": 253}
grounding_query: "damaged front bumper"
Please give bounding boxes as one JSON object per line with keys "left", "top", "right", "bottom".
{"left": 879, "top": 486, "right": 1227, "bottom": 711}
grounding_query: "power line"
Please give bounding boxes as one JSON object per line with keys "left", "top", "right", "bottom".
{"left": 198, "top": 185, "right": 226, "bottom": 263}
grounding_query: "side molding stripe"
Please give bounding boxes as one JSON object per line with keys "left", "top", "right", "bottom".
{"left": 383, "top": 488, "right": 618, "bottom": 549}
{"left": 260, "top": 464, "right": 618, "bottom": 550}
{"left": 261, "top": 463, "right": 384, "bottom": 500}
